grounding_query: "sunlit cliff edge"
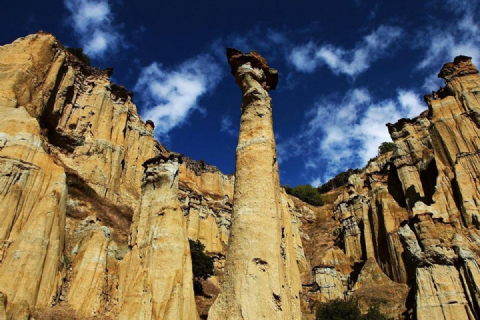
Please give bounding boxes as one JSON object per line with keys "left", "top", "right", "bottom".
{"left": 1, "top": 33, "right": 480, "bottom": 319}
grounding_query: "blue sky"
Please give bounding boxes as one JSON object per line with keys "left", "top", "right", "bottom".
{"left": 2, "top": 0, "right": 479, "bottom": 186}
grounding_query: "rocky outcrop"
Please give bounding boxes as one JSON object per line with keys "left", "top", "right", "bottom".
{"left": 209, "top": 49, "right": 302, "bottom": 320}
{"left": 0, "top": 34, "right": 68, "bottom": 318}
{"left": 0, "top": 34, "right": 200, "bottom": 319}
{"left": 3, "top": 32, "right": 480, "bottom": 320}
{"left": 118, "top": 154, "right": 199, "bottom": 320}
{"left": 297, "top": 56, "right": 480, "bottom": 319}
{"left": 180, "top": 161, "right": 234, "bottom": 255}
{"left": 65, "top": 218, "right": 110, "bottom": 317}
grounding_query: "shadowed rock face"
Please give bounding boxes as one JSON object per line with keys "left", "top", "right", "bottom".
{"left": 208, "top": 49, "right": 302, "bottom": 320}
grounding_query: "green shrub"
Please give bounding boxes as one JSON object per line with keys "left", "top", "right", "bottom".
{"left": 285, "top": 184, "right": 324, "bottom": 206}
{"left": 378, "top": 142, "right": 395, "bottom": 155}
{"left": 189, "top": 239, "right": 214, "bottom": 296}
{"left": 362, "top": 305, "right": 387, "bottom": 320}
{"left": 316, "top": 299, "right": 387, "bottom": 320}
{"left": 316, "top": 299, "right": 361, "bottom": 320}
{"left": 189, "top": 239, "right": 214, "bottom": 280}
{"left": 64, "top": 255, "right": 72, "bottom": 267}
{"left": 67, "top": 47, "right": 91, "bottom": 66}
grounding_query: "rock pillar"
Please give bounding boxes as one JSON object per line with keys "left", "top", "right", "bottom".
{"left": 208, "top": 49, "right": 301, "bottom": 320}
{"left": 117, "top": 153, "right": 199, "bottom": 320}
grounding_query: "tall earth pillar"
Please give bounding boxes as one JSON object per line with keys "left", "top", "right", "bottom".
{"left": 208, "top": 49, "right": 301, "bottom": 320}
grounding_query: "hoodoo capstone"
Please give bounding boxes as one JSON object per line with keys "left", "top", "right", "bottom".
{"left": 208, "top": 49, "right": 302, "bottom": 320}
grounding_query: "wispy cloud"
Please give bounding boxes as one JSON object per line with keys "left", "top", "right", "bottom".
{"left": 64, "top": 0, "right": 123, "bottom": 58}
{"left": 417, "top": 0, "right": 480, "bottom": 90}
{"left": 220, "top": 115, "right": 236, "bottom": 136}
{"left": 135, "top": 55, "right": 223, "bottom": 138}
{"left": 288, "top": 25, "right": 403, "bottom": 77}
{"left": 278, "top": 88, "right": 426, "bottom": 185}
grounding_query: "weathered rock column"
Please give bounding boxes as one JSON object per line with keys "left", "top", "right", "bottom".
{"left": 117, "top": 154, "right": 199, "bottom": 320}
{"left": 208, "top": 49, "right": 301, "bottom": 320}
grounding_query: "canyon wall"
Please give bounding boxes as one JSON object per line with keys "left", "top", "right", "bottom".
{"left": 0, "top": 34, "right": 307, "bottom": 319}
{"left": 1, "top": 32, "right": 480, "bottom": 320}
{"left": 0, "top": 33, "right": 206, "bottom": 319}
{"left": 300, "top": 56, "right": 480, "bottom": 320}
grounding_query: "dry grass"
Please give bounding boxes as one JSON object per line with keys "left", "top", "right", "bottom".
{"left": 32, "top": 305, "right": 114, "bottom": 320}
{"left": 32, "top": 306, "right": 79, "bottom": 320}
{"left": 66, "top": 170, "right": 133, "bottom": 243}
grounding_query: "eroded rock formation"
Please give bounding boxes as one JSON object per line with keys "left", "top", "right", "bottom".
{"left": 0, "top": 33, "right": 199, "bottom": 319}
{"left": 297, "top": 56, "right": 480, "bottom": 319}
{"left": 1, "top": 32, "right": 480, "bottom": 320}
{"left": 118, "top": 154, "right": 199, "bottom": 320}
{"left": 0, "top": 34, "right": 68, "bottom": 319}
{"left": 208, "top": 49, "right": 302, "bottom": 320}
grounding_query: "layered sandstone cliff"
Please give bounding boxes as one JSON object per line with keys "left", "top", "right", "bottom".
{"left": 0, "top": 33, "right": 203, "bottom": 319}
{"left": 1, "top": 32, "right": 480, "bottom": 320}
{"left": 0, "top": 33, "right": 308, "bottom": 320}
{"left": 296, "top": 56, "right": 480, "bottom": 320}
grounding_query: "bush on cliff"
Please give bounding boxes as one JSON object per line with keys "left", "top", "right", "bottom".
{"left": 315, "top": 299, "right": 387, "bottom": 320}
{"left": 67, "top": 47, "right": 91, "bottom": 66}
{"left": 378, "top": 142, "right": 395, "bottom": 155}
{"left": 317, "top": 168, "right": 361, "bottom": 194}
{"left": 284, "top": 184, "right": 324, "bottom": 206}
{"left": 189, "top": 239, "right": 214, "bottom": 295}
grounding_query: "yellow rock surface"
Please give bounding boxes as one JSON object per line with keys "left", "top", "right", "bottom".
{"left": 118, "top": 155, "right": 199, "bottom": 320}
{"left": 66, "top": 221, "right": 110, "bottom": 317}
{"left": 209, "top": 49, "right": 302, "bottom": 320}
{"left": 0, "top": 107, "right": 67, "bottom": 314}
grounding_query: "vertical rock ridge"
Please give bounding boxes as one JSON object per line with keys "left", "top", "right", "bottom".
{"left": 117, "top": 154, "right": 199, "bottom": 320}
{"left": 208, "top": 49, "right": 301, "bottom": 320}
{"left": 300, "top": 56, "right": 480, "bottom": 319}
{"left": 0, "top": 108, "right": 67, "bottom": 316}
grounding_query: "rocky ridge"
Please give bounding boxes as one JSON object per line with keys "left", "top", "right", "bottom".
{"left": 1, "top": 32, "right": 480, "bottom": 320}
{"left": 299, "top": 55, "right": 480, "bottom": 319}
{"left": 0, "top": 33, "right": 238, "bottom": 319}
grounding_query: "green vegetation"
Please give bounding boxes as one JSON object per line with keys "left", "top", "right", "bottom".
{"left": 189, "top": 239, "right": 214, "bottom": 295}
{"left": 284, "top": 184, "right": 324, "bottom": 206}
{"left": 66, "top": 47, "right": 91, "bottom": 66}
{"left": 64, "top": 255, "right": 72, "bottom": 267}
{"left": 362, "top": 305, "right": 388, "bottom": 320}
{"left": 378, "top": 142, "right": 396, "bottom": 155}
{"left": 189, "top": 239, "right": 214, "bottom": 280}
{"left": 316, "top": 299, "right": 387, "bottom": 320}
{"left": 317, "top": 168, "right": 361, "bottom": 194}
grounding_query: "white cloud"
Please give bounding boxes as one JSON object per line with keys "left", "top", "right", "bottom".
{"left": 64, "top": 0, "right": 122, "bottom": 58}
{"left": 279, "top": 88, "right": 427, "bottom": 184}
{"left": 289, "top": 42, "right": 318, "bottom": 73}
{"left": 220, "top": 115, "right": 236, "bottom": 136}
{"left": 135, "top": 55, "right": 222, "bottom": 137}
{"left": 288, "top": 25, "right": 403, "bottom": 76}
{"left": 417, "top": 1, "right": 480, "bottom": 90}
{"left": 397, "top": 90, "right": 426, "bottom": 119}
